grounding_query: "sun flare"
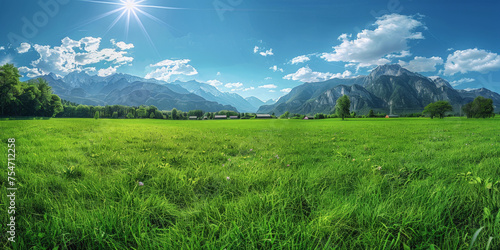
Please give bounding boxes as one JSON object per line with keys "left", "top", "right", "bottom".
{"left": 82, "top": 0, "right": 184, "bottom": 53}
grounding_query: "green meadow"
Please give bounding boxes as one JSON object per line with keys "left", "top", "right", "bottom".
{"left": 1, "top": 118, "right": 499, "bottom": 249}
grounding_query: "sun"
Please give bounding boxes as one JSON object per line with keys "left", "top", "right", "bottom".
{"left": 82, "top": 0, "right": 185, "bottom": 54}
{"left": 122, "top": 0, "right": 139, "bottom": 11}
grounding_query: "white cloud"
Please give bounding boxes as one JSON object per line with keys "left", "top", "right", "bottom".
{"left": 111, "top": 39, "right": 134, "bottom": 50}
{"left": 398, "top": 56, "right": 443, "bottom": 72}
{"left": 291, "top": 55, "right": 310, "bottom": 64}
{"left": 25, "top": 37, "right": 133, "bottom": 76}
{"left": 207, "top": 79, "right": 223, "bottom": 87}
{"left": 269, "top": 90, "right": 276, "bottom": 93}
{"left": 0, "top": 46, "right": 5, "bottom": 51}
{"left": 98, "top": 66, "right": 118, "bottom": 77}
{"left": 283, "top": 66, "right": 352, "bottom": 83}
{"left": 321, "top": 14, "right": 425, "bottom": 68}
{"left": 386, "top": 50, "right": 412, "bottom": 59}
{"left": 443, "top": 48, "right": 500, "bottom": 75}
{"left": 280, "top": 88, "right": 292, "bottom": 93}
{"left": 146, "top": 59, "right": 198, "bottom": 82}
{"left": 18, "top": 66, "right": 44, "bottom": 78}
{"left": 80, "top": 37, "right": 101, "bottom": 52}
{"left": 17, "top": 43, "right": 31, "bottom": 53}
{"left": 217, "top": 72, "right": 221, "bottom": 76}
{"left": 264, "top": 77, "right": 272, "bottom": 80}
{"left": 260, "top": 49, "right": 274, "bottom": 57}
{"left": 259, "top": 84, "right": 277, "bottom": 89}
{"left": 225, "top": 82, "right": 244, "bottom": 88}
{"left": 0, "top": 55, "right": 13, "bottom": 65}
{"left": 450, "top": 78, "right": 475, "bottom": 87}
{"left": 254, "top": 45, "right": 274, "bottom": 56}
{"left": 269, "top": 65, "right": 283, "bottom": 72}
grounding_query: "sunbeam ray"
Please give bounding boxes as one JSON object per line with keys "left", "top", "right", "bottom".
{"left": 84, "top": 0, "right": 183, "bottom": 56}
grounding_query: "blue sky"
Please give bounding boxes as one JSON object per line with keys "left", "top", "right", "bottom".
{"left": 1, "top": 0, "right": 499, "bottom": 101}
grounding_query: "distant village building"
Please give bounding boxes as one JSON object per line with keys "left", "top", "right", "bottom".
{"left": 189, "top": 116, "right": 198, "bottom": 120}
{"left": 229, "top": 116, "right": 239, "bottom": 119}
{"left": 303, "top": 116, "right": 314, "bottom": 120}
{"left": 256, "top": 114, "right": 272, "bottom": 119}
{"left": 214, "top": 115, "right": 227, "bottom": 120}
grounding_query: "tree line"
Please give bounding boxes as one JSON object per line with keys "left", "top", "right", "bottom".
{"left": 1, "top": 64, "right": 496, "bottom": 119}
{"left": 0, "top": 64, "right": 63, "bottom": 117}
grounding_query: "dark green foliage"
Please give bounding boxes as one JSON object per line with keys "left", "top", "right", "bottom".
{"left": 368, "top": 109, "right": 375, "bottom": 117}
{"left": 314, "top": 113, "right": 326, "bottom": 119}
{"left": 0, "top": 64, "right": 22, "bottom": 115}
{"left": 423, "top": 101, "right": 453, "bottom": 119}
{"left": 336, "top": 95, "right": 350, "bottom": 120}
{"left": 462, "top": 96, "right": 495, "bottom": 118}
{"left": 137, "top": 106, "right": 148, "bottom": 118}
{"left": 154, "top": 110, "right": 164, "bottom": 119}
{"left": 112, "top": 111, "right": 119, "bottom": 118}
{"left": 171, "top": 108, "right": 178, "bottom": 120}
{"left": 0, "top": 64, "right": 63, "bottom": 117}
{"left": 279, "top": 111, "right": 290, "bottom": 119}
{"left": 188, "top": 110, "right": 204, "bottom": 119}
{"left": 94, "top": 111, "right": 99, "bottom": 120}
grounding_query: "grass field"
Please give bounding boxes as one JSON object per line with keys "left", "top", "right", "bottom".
{"left": 1, "top": 118, "right": 499, "bottom": 249}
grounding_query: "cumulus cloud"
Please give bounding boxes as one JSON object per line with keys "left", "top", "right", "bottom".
{"left": 386, "top": 50, "right": 412, "bottom": 59}
{"left": 111, "top": 39, "right": 134, "bottom": 50}
{"left": 0, "top": 46, "right": 5, "bottom": 51}
{"left": 280, "top": 88, "right": 292, "bottom": 93}
{"left": 283, "top": 66, "right": 352, "bottom": 83}
{"left": 254, "top": 46, "right": 274, "bottom": 56}
{"left": 225, "top": 82, "right": 244, "bottom": 88}
{"left": 269, "top": 90, "right": 276, "bottom": 93}
{"left": 18, "top": 66, "right": 44, "bottom": 78}
{"left": 443, "top": 48, "right": 500, "bottom": 75}
{"left": 23, "top": 37, "right": 133, "bottom": 77}
{"left": 17, "top": 43, "right": 31, "bottom": 53}
{"left": 321, "top": 14, "right": 425, "bottom": 68}
{"left": 290, "top": 55, "right": 310, "bottom": 64}
{"left": 98, "top": 66, "right": 118, "bottom": 77}
{"left": 81, "top": 37, "right": 101, "bottom": 52}
{"left": 269, "top": 65, "right": 283, "bottom": 72}
{"left": 450, "top": 78, "right": 475, "bottom": 87}
{"left": 259, "top": 84, "right": 277, "bottom": 89}
{"left": 207, "top": 79, "right": 223, "bottom": 87}
{"left": 398, "top": 56, "right": 443, "bottom": 72}
{"left": 146, "top": 59, "right": 198, "bottom": 82}
{"left": 260, "top": 49, "right": 274, "bottom": 57}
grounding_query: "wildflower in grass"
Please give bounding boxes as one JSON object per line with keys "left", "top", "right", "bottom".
{"left": 352, "top": 159, "right": 356, "bottom": 162}
{"left": 222, "top": 164, "right": 225, "bottom": 167}
{"left": 287, "top": 164, "right": 290, "bottom": 167}
{"left": 377, "top": 166, "right": 382, "bottom": 171}
{"left": 228, "top": 158, "right": 231, "bottom": 161}
{"left": 250, "top": 149, "right": 253, "bottom": 151}
{"left": 138, "top": 182, "right": 144, "bottom": 186}
{"left": 226, "top": 176, "right": 230, "bottom": 180}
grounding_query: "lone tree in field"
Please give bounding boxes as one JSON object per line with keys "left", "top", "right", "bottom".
{"left": 336, "top": 95, "right": 350, "bottom": 120}
{"left": 462, "top": 96, "right": 495, "bottom": 118}
{"left": 423, "top": 101, "right": 453, "bottom": 119}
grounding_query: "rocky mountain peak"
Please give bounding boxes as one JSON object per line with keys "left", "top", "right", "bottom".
{"left": 369, "top": 64, "right": 419, "bottom": 79}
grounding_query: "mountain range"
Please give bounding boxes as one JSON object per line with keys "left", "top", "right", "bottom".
{"left": 38, "top": 72, "right": 274, "bottom": 113}
{"left": 258, "top": 64, "right": 500, "bottom": 116}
